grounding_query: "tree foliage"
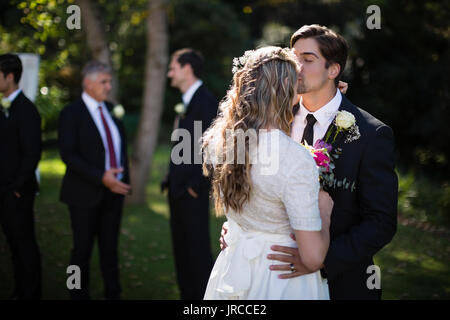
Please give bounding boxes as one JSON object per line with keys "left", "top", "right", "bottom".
{"left": 0, "top": 0, "right": 448, "bottom": 176}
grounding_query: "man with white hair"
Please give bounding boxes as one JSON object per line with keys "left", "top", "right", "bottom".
{"left": 58, "top": 61, "right": 131, "bottom": 300}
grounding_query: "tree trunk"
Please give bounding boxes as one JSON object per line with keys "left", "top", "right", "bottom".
{"left": 128, "top": 0, "right": 169, "bottom": 204}
{"left": 75, "top": 0, "right": 118, "bottom": 103}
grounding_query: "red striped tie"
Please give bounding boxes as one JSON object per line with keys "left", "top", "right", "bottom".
{"left": 98, "top": 105, "right": 117, "bottom": 169}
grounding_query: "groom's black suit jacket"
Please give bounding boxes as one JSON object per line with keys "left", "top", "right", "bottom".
{"left": 58, "top": 98, "right": 130, "bottom": 208}
{"left": 0, "top": 92, "right": 41, "bottom": 196}
{"left": 295, "top": 95, "right": 398, "bottom": 300}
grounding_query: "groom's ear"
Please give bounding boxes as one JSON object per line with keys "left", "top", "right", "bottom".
{"left": 327, "top": 62, "right": 341, "bottom": 82}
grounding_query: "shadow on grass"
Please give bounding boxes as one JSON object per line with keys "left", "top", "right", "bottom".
{"left": 1, "top": 147, "right": 448, "bottom": 299}
{"left": 0, "top": 146, "right": 225, "bottom": 299}
{"left": 375, "top": 224, "right": 450, "bottom": 299}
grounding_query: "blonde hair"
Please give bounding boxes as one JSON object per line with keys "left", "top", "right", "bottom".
{"left": 202, "top": 46, "right": 300, "bottom": 216}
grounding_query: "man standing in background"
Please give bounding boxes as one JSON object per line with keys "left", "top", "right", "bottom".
{"left": 58, "top": 61, "right": 131, "bottom": 300}
{"left": 161, "top": 48, "right": 218, "bottom": 299}
{"left": 0, "top": 53, "right": 42, "bottom": 300}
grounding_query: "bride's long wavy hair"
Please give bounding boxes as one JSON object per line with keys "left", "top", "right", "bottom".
{"left": 202, "top": 46, "right": 300, "bottom": 216}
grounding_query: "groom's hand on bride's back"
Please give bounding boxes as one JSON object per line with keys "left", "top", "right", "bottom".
{"left": 102, "top": 168, "right": 131, "bottom": 195}
{"left": 338, "top": 81, "right": 348, "bottom": 94}
{"left": 267, "top": 233, "right": 316, "bottom": 279}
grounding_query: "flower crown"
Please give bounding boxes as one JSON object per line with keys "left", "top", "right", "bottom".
{"left": 231, "top": 47, "right": 295, "bottom": 75}
{"left": 232, "top": 50, "right": 255, "bottom": 74}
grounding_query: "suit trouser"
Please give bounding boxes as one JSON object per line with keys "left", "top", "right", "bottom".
{"left": 68, "top": 190, "right": 123, "bottom": 300}
{"left": 0, "top": 190, "right": 42, "bottom": 300}
{"left": 328, "top": 265, "right": 382, "bottom": 300}
{"left": 169, "top": 189, "right": 214, "bottom": 300}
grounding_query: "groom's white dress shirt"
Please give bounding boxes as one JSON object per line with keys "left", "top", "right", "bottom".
{"left": 291, "top": 88, "right": 342, "bottom": 144}
{"left": 82, "top": 92, "right": 122, "bottom": 178}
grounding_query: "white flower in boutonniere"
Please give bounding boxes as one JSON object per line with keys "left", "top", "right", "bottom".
{"left": 335, "top": 110, "right": 355, "bottom": 129}
{"left": 309, "top": 109, "right": 360, "bottom": 192}
{"left": 325, "top": 110, "right": 361, "bottom": 144}
{"left": 1, "top": 97, "right": 11, "bottom": 118}
{"left": 113, "top": 104, "right": 125, "bottom": 119}
{"left": 174, "top": 103, "right": 186, "bottom": 116}
{"left": 335, "top": 110, "right": 361, "bottom": 143}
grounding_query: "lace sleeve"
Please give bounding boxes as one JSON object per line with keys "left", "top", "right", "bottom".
{"left": 281, "top": 144, "right": 322, "bottom": 231}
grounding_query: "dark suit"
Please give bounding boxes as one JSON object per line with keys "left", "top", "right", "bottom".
{"left": 58, "top": 97, "right": 129, "bottom": 300}
{"left": 164, "top": 84, "right": 218, "bottom": 299}
{"left": 295, "top": 95, "right": 398, "bottom": 300}
{"left": 0, "top": 91, "right": 42, "bottom": 299}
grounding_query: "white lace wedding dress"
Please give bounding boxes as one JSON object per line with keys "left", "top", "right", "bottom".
{"left": 203, "top": 129, "right": 329, "bottom": 300}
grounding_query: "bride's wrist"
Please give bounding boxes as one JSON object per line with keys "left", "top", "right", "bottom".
{"left": 321, "top": 218, "right": 330, "bottom": 229}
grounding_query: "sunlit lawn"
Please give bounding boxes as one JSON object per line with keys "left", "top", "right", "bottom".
{"left": 0, "top": 146, "right": 448, "bottom": 299}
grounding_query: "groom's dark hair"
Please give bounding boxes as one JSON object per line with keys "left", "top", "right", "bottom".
{"left": 172, "top": 48, "right": 204, "bottom": 78}
{"left": 290, "top": 24, "right": 348, "bottom": 86}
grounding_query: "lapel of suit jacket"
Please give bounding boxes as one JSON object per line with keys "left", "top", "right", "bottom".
{"left": 79, "top": 98, "right": 105, "bottom": 153}
{"left": 106, "top": 103, "right": 124, "bottom": 139}
{"left": 333, "top": 95, "right": 356, "bottom": 147}
{"left": 106, "top": 104, "right": 126, "bottom": 140}
{"left": 7, "top": 91, "right": 24, "bottom": 115}
{"left": 326, "top": 95, "right": 358, "bottom": 180}
{"left": 320, "top": 95, "right": 354, "bottom": 145}
{"left": 184, "top": 84, "right": 203, "bottom": 117}
{"left": 105, "top": 102, "right": 127, "bottom": 166}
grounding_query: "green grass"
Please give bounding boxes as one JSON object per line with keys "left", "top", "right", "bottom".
{"left": 0, "top": 146, "right": 448, "bottom": 299}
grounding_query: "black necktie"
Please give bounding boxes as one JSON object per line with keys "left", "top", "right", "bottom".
{"left": 301, "top": 114, "right": 317, "bottom": 145}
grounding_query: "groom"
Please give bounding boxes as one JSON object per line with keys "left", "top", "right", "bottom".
{"left": 267, "top": 25, "right": 398, "bottom": 299}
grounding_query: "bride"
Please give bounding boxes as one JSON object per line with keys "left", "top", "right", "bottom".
{"left": 202, "top": 46, "right": 333, "bottom": 300}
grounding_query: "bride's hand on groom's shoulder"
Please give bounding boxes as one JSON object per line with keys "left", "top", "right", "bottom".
{"left": 338, "top": 81, "right": 348, "bottom": 94}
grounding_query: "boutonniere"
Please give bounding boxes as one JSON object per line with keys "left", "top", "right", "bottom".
{"left": 1, "top": 96, "right": 11, "bottom": 118}
{"left": 174, "top": 103, "right": 186, "bottom": 117}
{"left": 112, "top": 104, "right": 125, "bottom": 119}
{"left": 325, "top": 110, "right": 361, "bottom": 144}
{"left": 301, "top": 110, "right": 360, "bottom": 192}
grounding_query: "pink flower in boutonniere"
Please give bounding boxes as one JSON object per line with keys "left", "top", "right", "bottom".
{"left": 314, "top": 140, "right": 332, "bottom": 153}
{"left": 303, "top": 141, "right": 331, "bottom": 173}
{"left": 300, "top": 110, "right": 360, "bottom": 192}
{"left": 313, "top": 150, "right": 331, "bottom": 172}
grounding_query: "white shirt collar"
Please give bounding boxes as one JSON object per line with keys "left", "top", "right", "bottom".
{"left": 182, "top": 80, "right": 203, "bottom": 106}
{"left": 82, "top": 91, "right": 106, "bottom": 113}
{"left": 7, "top": 88, "right": 22, "bottom": 102}
{"left": 298, "top": 88, "right": 342, "bottom": 126}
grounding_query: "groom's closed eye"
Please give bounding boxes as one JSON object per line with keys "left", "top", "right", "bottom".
{"left": 300, "top": 52, "right": 319, "bottom": 63}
